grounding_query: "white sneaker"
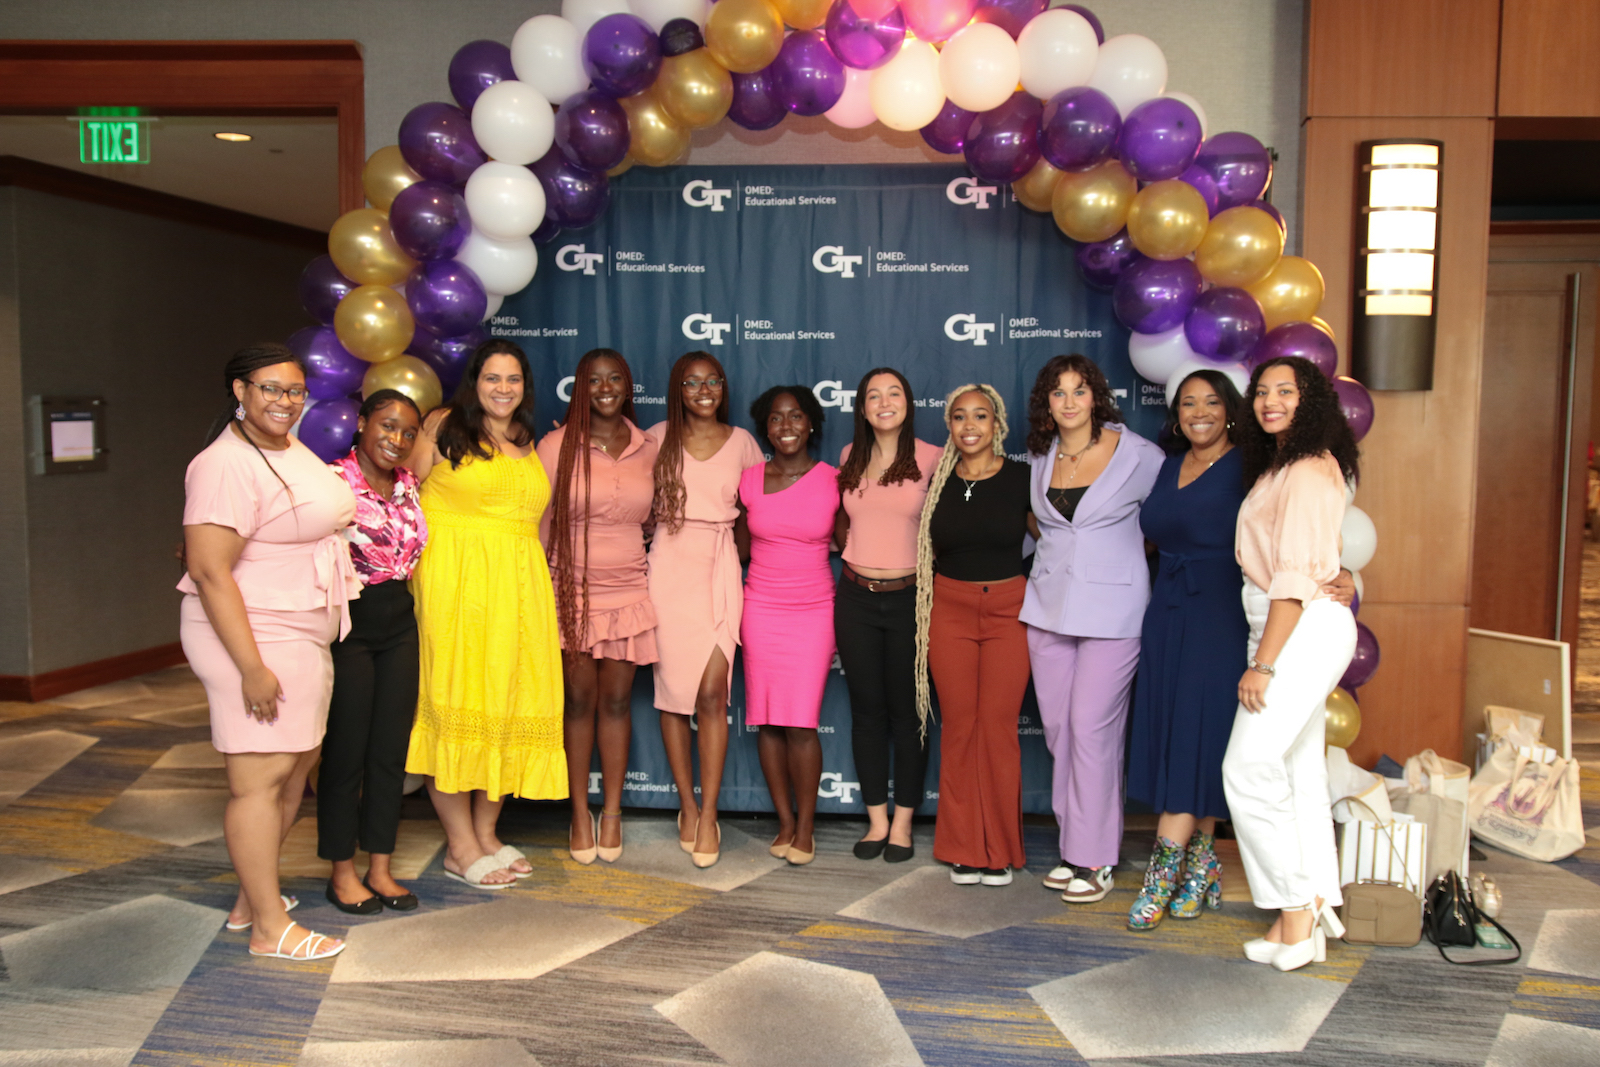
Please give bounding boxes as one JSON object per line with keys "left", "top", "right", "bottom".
{"left": 980, "top": 867, "right": 1013, "bottom": 887}
{"left": 1043, "top": 862, "right": 1074, "bottom": 890}
{"left": 1061, "top": 865, "right": 1115, "bottom": 903}
{"left": 950, "top": 865, "right": 982, "bottom": 885}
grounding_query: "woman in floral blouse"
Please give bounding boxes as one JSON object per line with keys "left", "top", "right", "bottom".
{"left": 317, "top": 389, "right": 429, "bottom": 915}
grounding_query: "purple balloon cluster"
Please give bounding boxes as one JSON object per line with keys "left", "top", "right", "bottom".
{"left": 1039, "top": 87, "right": 1121, "bottom": 172}
{"left": 965, "top": 93, "right": 1042, "bottom": 184}
{"left": 555, "top": 90, "right": 631, "bottom": 173}
{"left": 825, "top": 0, "right": 906, "bottom": 71}
{"left": 448, "top": 40, "right": 515, "bottom": 112}
{"left": 1185, "top": 288, "right": 1264, "bottom": 362}
{"left": 583, "top": 14, "right": 662, "bottom": 98}
{"left": 1342, "top": 622, "right": 1380, "bottom": 689}
{"left": 297, "top": 397, "right": 362, "bottom": 463}
{"left": 775, "top": 30, "right": 846, "bottom": 116}
{"left": 531, "top": 146, "right": 611, "bottom": 231}
{"left": 390, "top": 181, "right": 471, "bottom": 262}
{"left": 399, "top": 101, "right": 486, "bottom": 186}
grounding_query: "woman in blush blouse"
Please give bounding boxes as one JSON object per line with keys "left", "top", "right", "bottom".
{"left": 538, "top": 349, "right": 658, "bottom": 865}
{"left": 1022, "top": 354, "right": 1164, "bottom": 904}
{"left": 319, "top": 389, "right": 427, "bottom": 916}
{"left": 1225, "top": 356, "right": 1360, "bottom": 973}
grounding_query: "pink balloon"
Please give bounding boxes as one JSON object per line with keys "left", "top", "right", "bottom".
{"left": 899, "top": 0, "right": 978, "bottom": 42}
{"left": 847, "top": 0, "right": 902, "bottom": 19}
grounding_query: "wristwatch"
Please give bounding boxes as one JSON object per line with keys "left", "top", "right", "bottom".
{"left": 1249, "top": 660, "right": 1276, "bottom": 676}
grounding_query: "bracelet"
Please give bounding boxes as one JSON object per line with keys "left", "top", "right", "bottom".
{"left": 1249, "top": 660, "right": 1276, "bottom": 676}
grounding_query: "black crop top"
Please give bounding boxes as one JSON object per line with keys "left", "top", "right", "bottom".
{"left": 928, "top": 458, "right": 1032, "bottom": 581}
{"left": 1046, "top": 485, "right": 1089, "bottom": 521}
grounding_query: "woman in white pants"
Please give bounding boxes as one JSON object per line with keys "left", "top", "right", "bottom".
{"left": 1223, "top": 355, "right": 1359, "bottom": 973}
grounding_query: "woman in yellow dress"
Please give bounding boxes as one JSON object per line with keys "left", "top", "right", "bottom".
{"left": 406, "top": 339, "right": 566, "bottom": 888}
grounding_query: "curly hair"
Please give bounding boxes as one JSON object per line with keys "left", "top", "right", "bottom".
{"left": 1162, "top": 368, "right": 1245, "bottom": 455}
{"left": 749, "top": 384, "right": 824, "bottom": 452}
{"left": 837, "top": 367, "right": 923, "bottom": 492}
{"left": 653, "top": 351, "right": 730, "bottom": 533}
{"left": 1026, "top": 354, "right": 1123, "bottom": 455}
{"left": 434, "top": 339, "right": 539, "bottom": 468}
{"left": 1238, "top": 356, "right": 1361, "bottom": 487}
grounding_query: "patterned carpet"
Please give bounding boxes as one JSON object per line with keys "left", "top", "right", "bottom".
{"left": 2, "top": 602, "right": 1599, "bottom": 1065}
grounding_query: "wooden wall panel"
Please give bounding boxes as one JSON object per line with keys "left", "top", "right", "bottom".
{"left": 1346, "top": 604, "right": 1468, "bottom": 767}
{"left": 1498, "top": 0, "right": 1600, "bottom": 117}
{"left": 1306, "top": 0, "right": 1501, "bottom": 118}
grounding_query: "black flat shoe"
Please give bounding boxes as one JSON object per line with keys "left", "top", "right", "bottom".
{"left": 325, "top": 879, "right": 382, "bottom": 915}
{"left": 884, "top": 842, "right": 915, "bottom": 863}
{"left": 853, "top": 837, "right": 888, "bottom": 860}
{"left": 363, "top": 874, "right": 419, "bottom": 911}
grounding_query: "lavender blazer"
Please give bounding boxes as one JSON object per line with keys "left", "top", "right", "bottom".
{"left": 1020, "top": 425, "right": 1165, "bottom": 639}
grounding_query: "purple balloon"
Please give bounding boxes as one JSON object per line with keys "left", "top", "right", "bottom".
{"left": 555, "top": 90, "right": 631, "bottom": 172}
{"left": 296, "top": 395, "right": 362, "bottom": 463}
{"left": 659, "top": 18, "right": 704, "bottom": 57}
{"left": 389, "top": 181, "right": 471, "bottom": 262}
{"left": 288, "top": 326, "right": 366, "bottom": 401}
{"left": 533, "top": 216, "right": 564, "bottom": 245}
{"left": 774, "top": 30, "right": 846, "bottom": 116}
{"left": 530, "top": 147, "right": 611, "bottom": 229}
{"left": 1342, "top": 622, "right": 1380, "bottom": 689}
{"left": 1333, "top": 375, "right": 1375, "bottom": 442}
{"left": 964, "top": 92, "right": 1042, "bottom": 184}
{"left": 408, "top": 260, "right": 488, "bottom": 338}
{"left": 1185, "top": 287, "right": 1265, "bottom": 362}
{"left": 1195, "top": 131, "right": 1273, "bottom": 211}
{"left": 825, "top": 0, "right": 906, "bottom": 71}
{"left": 448, "top": 40, "right": 516, "bottom": 113}
{"left": 1119, "top": 97, "right": 1203, "bottom": 182}
{"left": 583, "top": 13, "right": 662, "bottom": 98}
{"left": 728, "top": 68, "right": 786, "bottom": 131}
{"left": 1249, "top": 321, "right": 1339, "bottom": 378}
{"left": 1075, "top": 230, "right": 1142, "bottom": 293}
{"left": 399, "top": 102, "right": 487, "bottom": 186}
{"left": 299, "top": 255, "right": 356, "bottom": 326}
{"left": 972, "top": 0, "right": 1047, "bottom": 37}
{"left": 921, "top": 100, "right": 976, "bottom": 155}
{"left": 1060, "top": 3, "right": 1105, "bottom": 43}
{"left": 1113, "top": 257, "right": 1204, "bottom": 334}
{"left": 1253, "top": 198, "right": 1286, "bottom": 234}
{"left": 1178, "top": 163, "right": 1220, "bottom": 216}
{"left": 1039, "top": 86, "right": 1121, "bottom": 172}
{"left": 409, "top": 326, "right": 487, "bottom": 398}
{"left": 1350, "top": 585, "right": 1361, "bottom": 617}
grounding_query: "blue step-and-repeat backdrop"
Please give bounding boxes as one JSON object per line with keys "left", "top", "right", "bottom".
{"left": 495, "top": 164, "right": 1167, "bottom": 815}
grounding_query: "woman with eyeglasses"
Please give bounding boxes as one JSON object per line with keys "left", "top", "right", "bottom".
{"left": 180, "top": 342, "right": 359, "bottom": 961}
{"left": 648, "top": 351, "right": 763, "bottom": 867}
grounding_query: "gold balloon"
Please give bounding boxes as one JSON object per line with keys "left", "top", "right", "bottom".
{"left": 1126, "top": 179, "right": 1210, "bottom": 261}
{"left": 362, "top": 145, "right": 420, "bottom": 212}
{"left": 704, "top": 0, "right": 786, "bottom": 74}
{"left": 1194, "top": 205, "right": 1285, "bottom": 288}
{"left": 607, "top": 155, "right": 635, "bottom": 179}
{"left": 1325, "top": 687, "right": 1362, "bottom": 750}
{"left": 620, "top": 86, "right": 692, "bottom": 167}
{"left": 1051, "top": 158, "right": 1137, "bottom": 243}
{"left": 328, "top": 208, "right": 417, "bottom": 287}
{"left": 1246, "top": 255, "right": 1327, "bottom": 331}
{"left": 1013, "top": 156, "right": 1064, "bottom": 213}
{"left": 334, "top": 285, "right": 415, "bottom": 364}
{"left": 1310, "top": 315, "right": 1336, "bottom": 342}
{"left": 657, "top": 49, "right": 735, "bottom": 130}
{"left": 362, "top": 354, "right": 443, "bottom": 414}
{"left": 773, "top": 0, "right": 831, "bottom": 30}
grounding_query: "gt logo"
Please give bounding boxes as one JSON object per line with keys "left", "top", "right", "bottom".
{"left": 682, "top": 312, "right": 732, "bottom": 345}
{"left": 817, "top": 772, "right": 860, "bottom": 803}
{"left": 812, "top": 245, "right": 864, "bottom": 278}
{"left": 557, "top": 376, "right": 576, "bottom": 402}
{"left": 682, "top": 179, "right": 733, "bottom": 211}
{"left": 813, "top": 379, "right": 857, "bottom": 413}
{"left": 554, "top": 244, "right": 604, "bottom": 275}
{"left": 946, "top": 176, "right": 999, "bottom": 209}
{"left": 945, "top": 313, "right": 998, "bottom": 345}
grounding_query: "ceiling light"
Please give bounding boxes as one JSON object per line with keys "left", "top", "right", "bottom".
{"left": 213, "top": 132, "right": 252, "bottom": 142}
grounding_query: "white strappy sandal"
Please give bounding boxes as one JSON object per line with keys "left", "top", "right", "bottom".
{"left": 248, "top": 920, "right": 344, "bottom": 961}
{"left": 224, "top": 894, "right": 299, "bottom": 931}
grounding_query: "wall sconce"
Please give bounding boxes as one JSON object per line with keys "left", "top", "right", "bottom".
{"left": 1352, "top": 139, "right": 1442, "bottom": 390}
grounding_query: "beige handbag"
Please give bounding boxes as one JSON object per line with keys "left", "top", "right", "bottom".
{"left": 1468, "top": 746, "right": 1585, "bottom": 862}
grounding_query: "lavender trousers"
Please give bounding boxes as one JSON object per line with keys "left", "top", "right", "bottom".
{"left": 1026, "top": 627, "right": 1141, "bottom": 868}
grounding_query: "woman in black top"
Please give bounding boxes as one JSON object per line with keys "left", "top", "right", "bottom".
{"left": 914, "top": 384, "right": 1038, "bottom": 886}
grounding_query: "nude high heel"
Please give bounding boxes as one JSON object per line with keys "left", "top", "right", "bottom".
{"left": 596, "top": 810, "right": 623, "bottom": 863}
{"left": 569, "top": 813, "right": 598, "bottom": 865}
{"left": 677, "top": 810, "right": 698, "bottom": 854}
{"left": 691, "top": 821, "right": 721, "bottom": 868}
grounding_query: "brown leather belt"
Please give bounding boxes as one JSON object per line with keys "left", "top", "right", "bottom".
{"left": 841, "top": 564, "right": 916, "bottom": 593}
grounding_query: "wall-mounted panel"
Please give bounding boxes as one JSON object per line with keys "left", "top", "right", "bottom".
{"left": 1306, "top": 0, "right": 1500, "bottom": 118}
{"left": 1498, "top": 0, "right": 1600, "bottom": 118}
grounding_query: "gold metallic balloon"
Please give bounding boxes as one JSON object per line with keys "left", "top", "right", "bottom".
{"left": 607, "top": 155, "right": 635, "bottom": 178}
{"left": 1126, "top": 179, "right": 1210, "bottom": 261}
{"left": 1325, "top": 687, "right": 1362, "bottom": 750}
{"left": 362, "top": 145, "right": 421, "bottom": 212}
{"left": 657, "top": 49, "right": 735, "bottom": 130}
{"left": 1051, "top": 158, "right": 1137, "bottom": 244}
{"left": 334, "top": 284, "right": 416, "bottom": 364}
{"left": 1246, "top": 255, "right": 1327, "bottom": 331}
{"left": 705, "top": 0, "right": 786, "bottom": 74}
{"left": 1310, "top": 315, "right": 1336, "bottom": 342}
{"left": 620, "top": 86, "right": 692, "bottom": 167}
{"left": 362, "top": 354, "right": 443, "bottom": 414}
{"left": 328, "top": 208, "right": 417, "bottom": 287}
{"left": 773, "top": 0, "right": 832, "bottom": 30}
{"left": 1013, "top": 156, "right": 1064, "bottom": 213}
{"left": 1194, "top": 205, "right": 1285, "bottom": 288}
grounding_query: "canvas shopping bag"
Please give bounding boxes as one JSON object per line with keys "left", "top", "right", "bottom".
{"left": 1468, "top": 745, "right": 1586, "bottom": 862}
{"left": 1392, "top": 791, "right": 1466, "bottom": 885}
{"left": 1397, "top": 749, "right": 1472, "bottom": 874}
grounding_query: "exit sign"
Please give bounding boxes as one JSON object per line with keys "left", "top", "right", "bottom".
{"left": 78, "top": 120, "right": 150, "bottom": 164}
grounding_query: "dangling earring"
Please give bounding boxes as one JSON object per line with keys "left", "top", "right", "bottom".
{"left": 235, "top": 404, "right": 245, "bottom": 421}
{"left": 1226, "top": 420, "right": 1235, "bottom": 430}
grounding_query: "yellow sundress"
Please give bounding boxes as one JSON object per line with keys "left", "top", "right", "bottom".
{"left": 406, "top": 449, "right": 566, "bottom": 800}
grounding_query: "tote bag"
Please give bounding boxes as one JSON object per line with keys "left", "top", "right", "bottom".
{"left": 1467, "top": 746, "right": 1585, "bottom": 862}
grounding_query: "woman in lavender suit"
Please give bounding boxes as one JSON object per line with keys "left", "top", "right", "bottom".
{"left": 1021, "top": 355, "right": 1164, "bottom": 905}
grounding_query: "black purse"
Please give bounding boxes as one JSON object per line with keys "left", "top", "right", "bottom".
{"left": 1423, "top": 870, "right": 1520, "bottom": 964}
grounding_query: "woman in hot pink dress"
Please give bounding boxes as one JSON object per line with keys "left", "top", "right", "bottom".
{"left": 736, "top": 385, "right": 839, "bottom": 866}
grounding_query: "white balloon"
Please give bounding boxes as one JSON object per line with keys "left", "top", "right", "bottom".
{"left": 938, "top": 23, "right": 1022, "bottom": 114}
{"left": 825, "top": 66, "right": 877, "bottom": 130}
{"left": 1017, "top": 9, "right": 1099, "bottom": 100}
{"left": 470, "top": 80, "right": 555, "bottom": 166}
{"left": 457, "top": 228, "right": 539, "bottom": 296}
{"left": 1340, "top": 506, "right": 1377, "bottom": 571}
{"left": 870, "top": 40, "right": 944, "bottom": 132}
{"left": 511, "top": 16, "right": 590, "bottom": 106}
{"left": 464, "top": 161, "right": 548, "bottom": 240}
{"left": 1344, "top": 475, "right": 1357, "bottom": 506}
{"left": 1087, "top": 34, "right": 1168, "bottom": 116}
{"left": 1164, "top": 357, "right": 1248, "bottom": 408}
{"left": 563, "top": 0, "right": 633, "bottom": 39}
{"left": 630, "top": 0, "right": 711, "bottom": 32}
{"left": 1129, "top": 325, "right": 1195, "bottom": 384}
{"left": 1162, "top": 90, "right": 1208, "bottom": 140}
{"left": 481, "top": 292, "right": 505, "bottom": 322}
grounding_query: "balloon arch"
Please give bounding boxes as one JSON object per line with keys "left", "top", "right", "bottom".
{"left": 289, "top": 0, "right": 1382, "bottom": 720}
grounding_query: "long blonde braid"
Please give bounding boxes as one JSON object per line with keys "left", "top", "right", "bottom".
{"left": 913, "top": 383, "right": 1011, "bottom": 735}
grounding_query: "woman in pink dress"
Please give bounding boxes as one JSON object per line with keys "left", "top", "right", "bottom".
{"left": 648, "top": 351, "right": 764, "bottom": 868}
{"left": 180, "top": 342, "right": 359, "bottom": 961}
{"left": 538, "top": 348, "right": 659, "bottom": 865}
{"left": 735, "top": 386, "right": 839, "bottom": 866}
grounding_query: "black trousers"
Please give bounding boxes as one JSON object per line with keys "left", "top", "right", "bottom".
{"left": 834, "top": 576, "right": 927, "bottom": 810}
{"left": 317, "top": 579, "right": 419, "bottom": 861}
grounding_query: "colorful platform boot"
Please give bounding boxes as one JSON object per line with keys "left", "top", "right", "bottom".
{"left": 1127, "top": 837, "right": 1183, "bottom": 931}
{"left": 1169, "top": 830, "right": 1223, "bottom": 919}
